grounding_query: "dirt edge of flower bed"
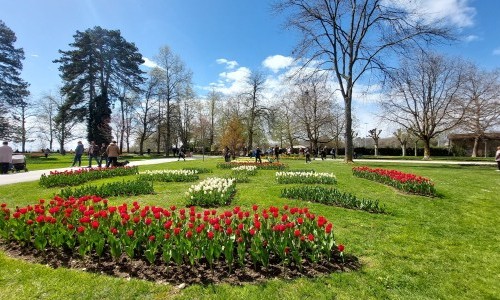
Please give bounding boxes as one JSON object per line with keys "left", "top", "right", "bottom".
{"left": 0, "top": 240, "right": 361, "bottom": 286}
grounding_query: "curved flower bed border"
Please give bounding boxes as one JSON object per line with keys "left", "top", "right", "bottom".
{"left": 276, "top": 171, "right": 337, "bottom": 184}
{"left": 39, "top": 166, "right": 139, "bottom": 188}
{"left": 217, "top": 162, "right": 288, "bottom": 170}
{"left": 352, "top": 166, "right": 437, "bottom": 197}
{"left": 0, "top": 196, "right": 346, "bottom": 275}
{"left": 138, "top": 170, "right": 199, "bottom": 182}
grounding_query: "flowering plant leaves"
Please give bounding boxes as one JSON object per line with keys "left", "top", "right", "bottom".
{"left": 39, "top": 166, "right": 139, "bottom": 188}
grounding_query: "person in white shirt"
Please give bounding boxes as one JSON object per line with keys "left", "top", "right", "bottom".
{"left": 0, "top": 141, "right": 13, "bottom": 174}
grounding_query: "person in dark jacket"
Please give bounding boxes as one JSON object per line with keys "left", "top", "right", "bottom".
{"left": 71, "top": 141, "right": 84, "bottom": 167}
{"left": 87, "top": 141, "right": 100, "bottom": 168}
{"left": 255, "top": 147, "right": 262, "bottom": 163}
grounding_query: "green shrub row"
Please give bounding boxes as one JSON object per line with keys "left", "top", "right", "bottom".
{"left": 59, "top": 180, "right": 154, "bottom": 198}
{"left": 281, "top": 186, "right": 386, "bottom": 214}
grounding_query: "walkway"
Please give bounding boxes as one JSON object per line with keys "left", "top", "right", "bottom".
{"left": 0, "top": 157, "right": 189, "bottom": 186}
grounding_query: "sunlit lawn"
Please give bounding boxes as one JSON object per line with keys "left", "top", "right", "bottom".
{"left": 0, "top": 157, "right": 498, "bottom": 300}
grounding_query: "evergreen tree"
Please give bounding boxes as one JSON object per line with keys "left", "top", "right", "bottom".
{"left": 54, "top": 26, "right": 144, "bottom": 146}
{"left": 0, "top": 20, "right": 30, "bottom": 139}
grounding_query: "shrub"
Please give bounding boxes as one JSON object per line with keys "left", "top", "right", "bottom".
{"left": 58, "top": 180, "right": 154, "bottom": 198}
{"left": 281, "top": 186, "right": 386, "bottom": 214}
{"left": 39, "top": 166, "right": 139, "bottom": 188}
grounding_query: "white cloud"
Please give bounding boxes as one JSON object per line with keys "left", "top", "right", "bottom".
{"left": 493, "top": 48, "right": 500, "bottom": 56}
{"left": 142, "top": 57, "right": 159, "bottom": 68}
{"left": 262, "top": 55, "right": 294, "bottom": 73}
{"left": 211, "top": 66, "right": 251, "bottom": 95}
{"left": 387, "top": 0, "right": 476, "bottom": 27}
{"left": 216, "top": 58, "right": 238, "bottom": 69}
{"left": 463, "top": 34, "right": 479, "bottom": 42}
{"left": 30, "top": 54, "right": 39, "bottom": 58}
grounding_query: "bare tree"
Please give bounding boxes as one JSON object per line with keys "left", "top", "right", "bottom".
{"left": 328, "top": 102, "right": 345, "bottom": 155}
{"left": 461, "top": 65, "right": 500, "bottom": 157}
{"left": 10, "top": 98, "right": 35, "bottom": 152}
{"left": 291, "top": 75, "right": 334, "bottom": 152}
{"left": 243, "top": 71, "right": 268, "bottom": 151}
{"left": 155, "top": 46, "right": 193, "bottom": 156}
{"left": 134, "top": 68, "right": 162, "bottom": 155}
{"left": 368, "top": 128, "right": 382, "bottom": 156}
{"left": 393, "top": 128, "right": 412, "bottom": 157}
{"left": 177, "top": 86, "right": 196, "bottom": 150}
{"left": 35, "top": 92, "right": 59, "bottom": 150}
{"left": 206, "top": 89, "right": 221, "bottom": 153}
{"left": 274, "top": 0, "right": 453, "bottom": 162}
{"left": 381, "top": 52, "right": 467, "bottom": 159}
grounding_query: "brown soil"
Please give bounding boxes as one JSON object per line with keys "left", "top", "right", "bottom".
{"left": 0, "top": 240, "right": 360, "bottom": 286}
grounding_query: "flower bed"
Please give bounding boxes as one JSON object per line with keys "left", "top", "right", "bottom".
{"left": 231, "top": 165, "right": 258, "bottom": 176}
{"left": 352, "top": 166, "right": 437, "bottom": 196}
{"left": 183, "top": 167, "right": 213, "bottom": 174}
{"left": 59, "top": 180, "right": 154, "bottom": 198}
{"left": 185, "top": 177, "right": 236, "bottom": 207}
{"left": 39, "top": 166, "right": 139, "bottom": 188}
{"left": 276, "top": 171, "right": 337, "bottom": 184}
{"left": 0, "top": 197, "right": 345, "bottom": 271}
{"left": 217, "top": 162, "right": 288, "bottom": 170}
{"left": 138, "top": 170, "right": 199, "bottom": 182}
{"left": 281, "top": 186, "right": 386, "bottom": 213}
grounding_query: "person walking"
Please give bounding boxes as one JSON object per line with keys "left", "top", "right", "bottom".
{"left": 274, "top": 145, "right": 280, "bottom": 162}
{"left": 71, "top": 141, "right": 84, "bottom": 167}
{"left": 0, "top": 141, "right": 13, "bottom": 174}
{"left": 305, "top": 148, "right": 311, "bottom": 164}
{"left": 321, "top": 147, "right": 327, "bottom": 160}
{"left": 87, "top": 141, "right": 100, "bottom": 168}
{"left": 106, "top": 141, "right": 120, "bottom": 167}
{"left": 255, "top": 147, "right": 262, "bottom": 163}
{"left": 178, "top": 148, "right": 186, "bottom": 161}
{"left": 100, "top": 143, "right": 108, "bottom": 167}
{"left": 331, "top": 148, "right": 336, "bottom": 159}
{"left": 495, "top": 146, "right": 500, "bottom": 171}
{"left": 224, "top": 146, "right": 231, "bottom": 162}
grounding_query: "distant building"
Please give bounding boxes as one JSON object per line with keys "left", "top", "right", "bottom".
{"left": 447, "top": 132, "right": 500, "bottom": 157}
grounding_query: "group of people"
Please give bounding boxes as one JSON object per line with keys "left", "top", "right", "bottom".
{"left": 71, "top": 140, "right": 120, "bottom": 168}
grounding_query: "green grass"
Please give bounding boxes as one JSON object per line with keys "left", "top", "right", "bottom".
{"left": 0, "top": 159, "right": 499, "bottom": 300}
{"left": 23, "top": 153, "right": 170, "bottom": 171}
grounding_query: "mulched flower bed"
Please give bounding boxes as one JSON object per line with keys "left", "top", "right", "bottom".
{"left": 0, "top": 240, "right": 360, "bottom": 286}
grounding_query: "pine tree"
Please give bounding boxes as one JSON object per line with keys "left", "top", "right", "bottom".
{"left": 0, "top": 20, "right": 30, "bottom": 139}
{"left": 54, "top": 26, "right": 144, "bottom": 146}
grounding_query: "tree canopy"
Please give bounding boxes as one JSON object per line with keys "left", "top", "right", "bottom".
{"left": 54, "top": 26, "right": 144, "bottom": 145}
{"left": 0, "top": 20, "right": 30, "bottom": 139}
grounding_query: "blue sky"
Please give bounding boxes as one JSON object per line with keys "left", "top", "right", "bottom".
{"left": 1, "top": 0, "right": 499, "bottom": 139}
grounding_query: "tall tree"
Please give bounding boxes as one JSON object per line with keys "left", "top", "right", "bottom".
{"left": 0, "top": 20, "right": 30, "bottom": 139}
{"left": 274, "top": 0, "right": 452, "bottom": 162}
{"left": 292, "top": 75, "right": 334, "bottom": 152}
{"left": 461, "top": 65, "right": 500, "bottom": 157}
{"left": 243, "top": 71, "right": 268, "bottom": 151}
{"left": 219, "top": 115, "right": 246, "bottom": 158}
{"left": 381, "top": 52, "right": 467, "bottom": 159}
{"left": 154, "top": 46, "right": 192, "bottom": 156}
{"left": 54, "top": 26, "right": 144, "bottom": 146}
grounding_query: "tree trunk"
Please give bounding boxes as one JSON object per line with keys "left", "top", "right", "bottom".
{"left": 344, "top": 97, "right": 353, "bottom": 162}
{"left": 423, "top": 139, "right": 431, "bottom": 160}
{"left": 471, "top": 136, "right": 479, "bottom": 157}
{"left": 401, "top": 142, "right": 407, "bottom": 157}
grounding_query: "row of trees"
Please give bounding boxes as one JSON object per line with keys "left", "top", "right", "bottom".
{"left": 2, "top": 0, "right": 499, "bottom": 159}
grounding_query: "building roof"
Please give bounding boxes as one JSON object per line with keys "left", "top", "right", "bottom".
{"left": 448, "top": 132, "right": 500, "bottom": 140}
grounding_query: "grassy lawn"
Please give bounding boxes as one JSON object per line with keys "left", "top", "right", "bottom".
{"left": 0, "top": 158, "right": 499, "bottom": 300}
{"left": 21, "top": 153, "right": 170, "bottom": 171}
